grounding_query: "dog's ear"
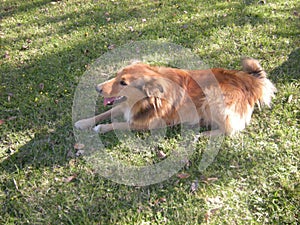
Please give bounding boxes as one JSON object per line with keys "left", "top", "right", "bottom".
{"left": 143, "top": 79, "right": 165, "bottom": 98}
{"left": 142, "top": 77, "right": 185, "bottom": 110}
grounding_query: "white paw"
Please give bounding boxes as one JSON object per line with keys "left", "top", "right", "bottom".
{"left": 93, "top": 124, "right": 112, "bottom": 134}
{"left": 93, "top": 124, "right": 102, "bottom": 133}
{"left": 74, "top": 119, "right": 94, "bottom": 130}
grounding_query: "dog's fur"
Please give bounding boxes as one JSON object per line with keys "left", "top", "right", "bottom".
{"left": 75, "top": 58, "right": 276, "bottom": 135}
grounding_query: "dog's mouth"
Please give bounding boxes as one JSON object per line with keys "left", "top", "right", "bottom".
{"left": 103, "top": 96, "right": 126, "bottom": 106}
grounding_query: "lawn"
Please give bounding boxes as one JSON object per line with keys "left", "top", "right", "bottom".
{"left": 1, "top": 0, "right": 299, "bottom": 224}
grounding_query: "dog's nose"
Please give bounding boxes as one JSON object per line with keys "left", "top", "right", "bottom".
{"left": 95, "top": 85, "right": 102, "bottom": 94}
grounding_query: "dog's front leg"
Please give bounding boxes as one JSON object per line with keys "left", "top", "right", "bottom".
{"left": 93, "top": 122, "right": 154, "bottom": 134}
{"left": 93, "top": 122, "right": 130, "bottom": 133}
{"left": 75, "top": 105, "right": 124, "bottom": 130}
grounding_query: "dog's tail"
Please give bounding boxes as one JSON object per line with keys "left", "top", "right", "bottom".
{"left": 242, "top": 57, "right": 277, "bottom": 108}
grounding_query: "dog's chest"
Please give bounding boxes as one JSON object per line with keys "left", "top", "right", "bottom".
{"left": 123, "top": 107, "right": 131, "bottom": 122}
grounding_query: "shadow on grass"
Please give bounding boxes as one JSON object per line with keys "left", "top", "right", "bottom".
{"left": 1, "top": 48, "right": 298, "bottom": 224}
{"left": 270, "top": 48, "right": 300, "bottom": 82}
{"left": 0, "top": 0, "right": 53, "bottom": 19}
{"left": 1, "top": 1, "right": 299, "bottom": 223}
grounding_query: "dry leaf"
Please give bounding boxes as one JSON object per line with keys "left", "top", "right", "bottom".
{"left": 201, "top": 176, "right": 218, "bottom": 184}
{"left": 21, "top": 45, "right": 29, "bottom": 50}
{"left": 177, "top": 173, "right": 190, "bottom": 179}
{"left": 0, "top": 120, "right": 4, "bottom": 125}
{"left": 157, "top": 150, "right": 166, "bottom": 159}
{"left": 63, "top": 174, "right": 77, "bottom": 183}
{"left": 207, "top": 177, "right": 218, "bottom": 182}
{"left": 74, "top": 143, "right": 85, "bottom": 150}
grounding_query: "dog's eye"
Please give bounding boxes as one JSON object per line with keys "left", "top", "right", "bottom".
{"left": 120, "top": 80, "right": 127, "bottom": 86}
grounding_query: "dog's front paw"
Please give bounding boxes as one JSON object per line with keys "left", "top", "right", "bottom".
{"left": 75, "top": 118, "right": 95, "bottom": 130}
{"left": 93, "top": 124, "right": 112, "bottom": 134}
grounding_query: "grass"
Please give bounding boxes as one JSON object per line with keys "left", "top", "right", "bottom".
{"left": 1, "top": 0, "right": 299, "bottom": 224}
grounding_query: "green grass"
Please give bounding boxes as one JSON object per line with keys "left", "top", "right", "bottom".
{"left": 1, "top": 0, "right": 299, "bottom": 224}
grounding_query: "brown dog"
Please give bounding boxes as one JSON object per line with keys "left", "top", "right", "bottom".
{"left": 75, "top": 58, "right": 276, "bottom": 135}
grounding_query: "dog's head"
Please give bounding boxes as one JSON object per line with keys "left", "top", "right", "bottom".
{"left": 96, "top": 63, "right": 185, "bottom": 108}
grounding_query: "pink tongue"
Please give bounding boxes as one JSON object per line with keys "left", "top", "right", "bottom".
{"left": 104, "top": 97, "right": 116, "bottom": 106}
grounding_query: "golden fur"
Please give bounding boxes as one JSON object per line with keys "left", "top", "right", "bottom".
{"left": 75, "top": 58, "right": 276, "bottom": 135}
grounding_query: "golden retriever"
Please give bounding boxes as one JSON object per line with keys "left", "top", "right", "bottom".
{"left": 75, "top": 58, "right": 276, "bottom": 136}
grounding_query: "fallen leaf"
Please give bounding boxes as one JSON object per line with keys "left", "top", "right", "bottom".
{"left": 74, "top": 143, "right": 85, "bottom": 150}
{"left": 177, "top": 173, "right": 190, "bottom": 179}
{"left": 207, "top": 177, "right": 218, "bottom": 182}
{"left": 159, "top": 197, "right": 166, "bottom": 202}
{"left": 0, "top": 120, "right": 4, "bottom": 125}
{"left": 63, "top": 174, "right": 77, "bottom": 183}
{"left": 200, "top": 175, "right": 218, "bottom": 184}
{"left": 157, "top": 150, "right": 166, "bottom": 159}
{"left": 21, "top": 45, "right": 29, "bottom": 50}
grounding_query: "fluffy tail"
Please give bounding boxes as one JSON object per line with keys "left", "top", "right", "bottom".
{"left": 242, "top": 57, "right": 277, "bottom": 108}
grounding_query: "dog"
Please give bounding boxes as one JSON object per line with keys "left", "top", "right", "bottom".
{"left": 75, "top": 58, "right": 276, "bottom": 136}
